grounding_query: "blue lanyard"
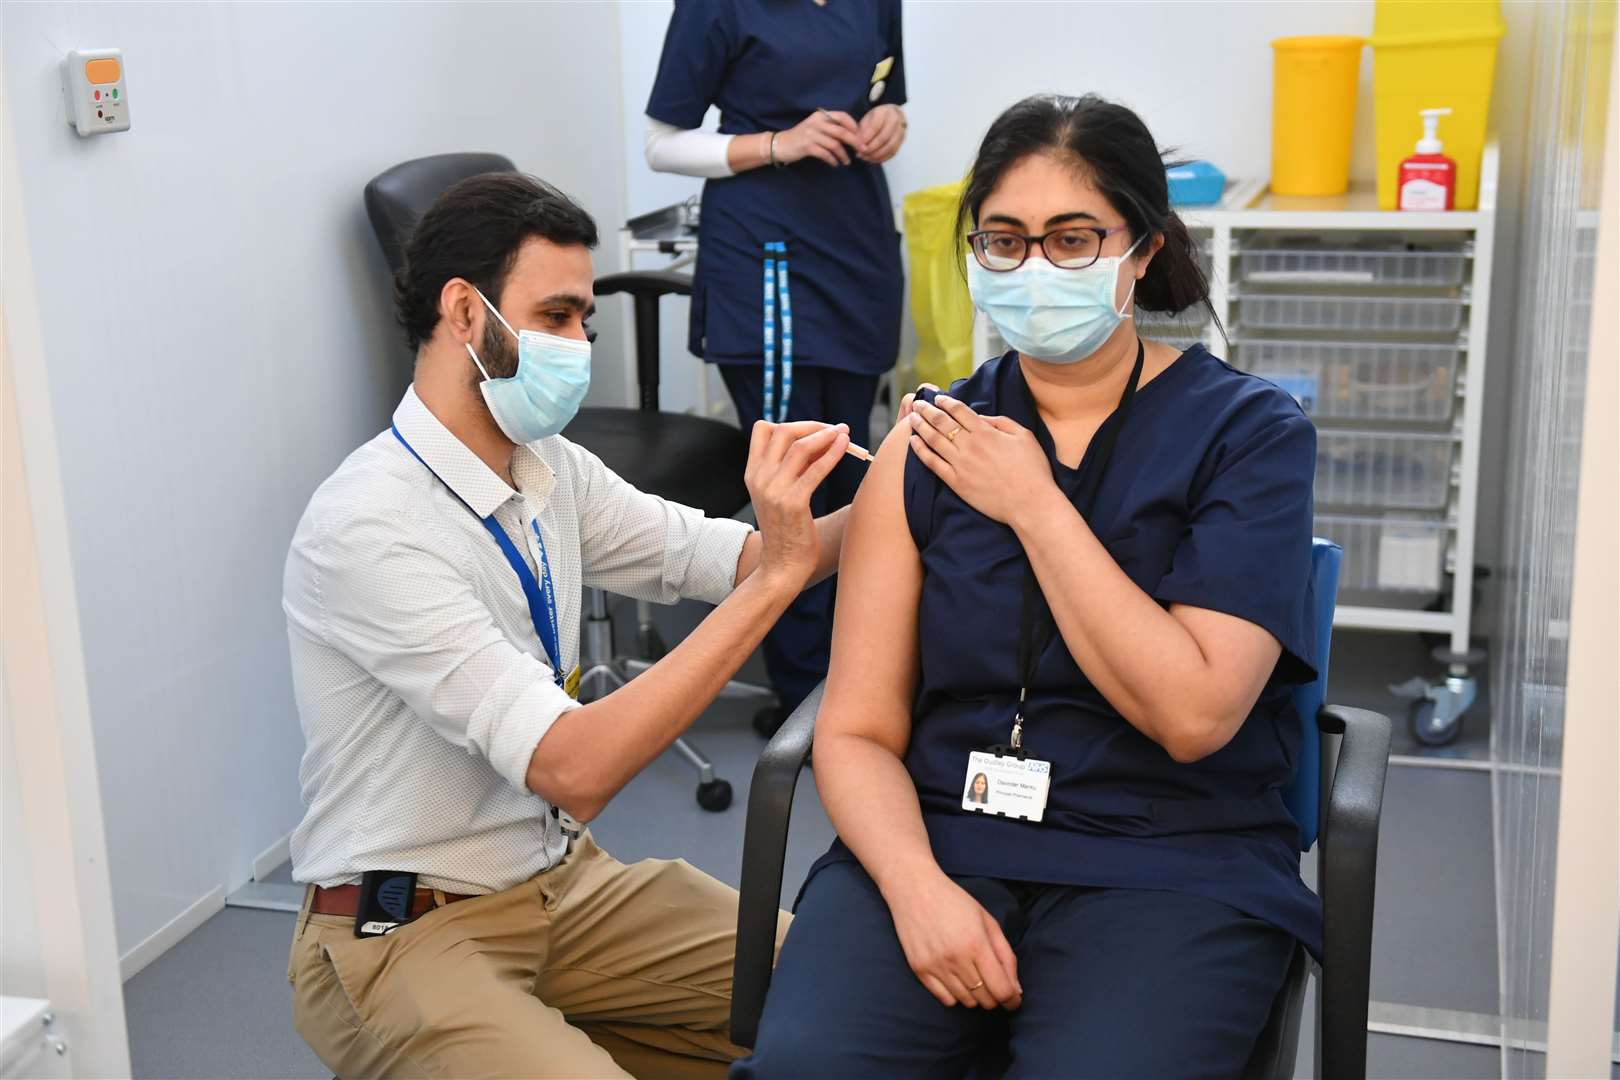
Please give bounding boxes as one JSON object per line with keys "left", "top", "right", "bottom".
{"left": 762, "top": 240, "right": 793, "bottom": 423}
{"left": 391, "top": 426, "right": 566, "bottom": 691}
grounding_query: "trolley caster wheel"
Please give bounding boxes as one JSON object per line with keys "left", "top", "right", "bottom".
{"left": 696, "top": 778, "right": 733, "bottom": 812}
{"left": 1409, "top": 697, "right": 1462, "bottom": 746}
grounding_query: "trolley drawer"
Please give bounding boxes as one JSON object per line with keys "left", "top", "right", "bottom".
{"left": 1315, "top": 430, "right": 1455, "bottom": 510}
{"left": 1238, "top": 244, "right": 1468, "bottom": 288}
{"left": 1234, "top": 339, "right": 1460, "bottom": 422}
{"left": 1315, "top": 513, "right": 1449, "bottom": 593}
{"left": 1235, "top": 291, "right": 1466, "bottom": 334}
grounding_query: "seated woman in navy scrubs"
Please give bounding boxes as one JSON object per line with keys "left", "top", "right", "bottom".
{"left": 733, "top": 95, "right": 1320, "bottom": 1079}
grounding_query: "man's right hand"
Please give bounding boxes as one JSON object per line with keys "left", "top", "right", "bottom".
{"left": 744, "top": 420, "right": 849, "bottom": 589}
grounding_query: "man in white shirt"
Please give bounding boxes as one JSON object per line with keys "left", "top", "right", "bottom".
{"left": 283, "top": 172, "right": 855, "bottom": 1079}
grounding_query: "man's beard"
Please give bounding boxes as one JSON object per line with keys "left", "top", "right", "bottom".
{"left": 473, "top": 322, "right": 520, "bottom": 384}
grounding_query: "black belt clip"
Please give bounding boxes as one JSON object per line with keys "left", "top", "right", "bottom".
{"left": 354, "top": 870, "right": 418, "bottom": 938}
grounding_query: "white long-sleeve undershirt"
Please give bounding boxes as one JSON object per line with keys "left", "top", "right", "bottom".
{"left": 643, "top": 116, "right": 736, "bottom": 179}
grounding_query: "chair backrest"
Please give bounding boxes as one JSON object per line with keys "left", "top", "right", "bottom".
{"left": 363, "top": 152, "right": 518, "bottom": 273}
{"left": 1282, "top": 538, "right": 1343, "bottom": 852}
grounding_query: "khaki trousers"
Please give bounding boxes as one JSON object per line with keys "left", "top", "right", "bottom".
{"left": 288, "top": 833, "right": 790, "bottom": 1079}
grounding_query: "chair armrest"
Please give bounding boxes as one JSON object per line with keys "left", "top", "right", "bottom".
{"left": 593, "top": 269, "right": 692, "bottom": 300}
{"left": 1315, "top": 704, "right": 1392, "bottom": 1080}
{"left": 729, "top": 682, "right": 823, "bottom": 1048}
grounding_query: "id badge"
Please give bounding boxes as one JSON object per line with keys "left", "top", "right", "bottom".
{"left": 961, "top": 749, "right": 1050, "bottom": 823}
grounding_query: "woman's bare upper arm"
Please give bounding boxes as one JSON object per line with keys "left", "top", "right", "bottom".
{"left": 1169, "top": 603, "right": 1285, "bottom": 720}
{"left": 820, "top": 421, "right": 922, "bottom": 757}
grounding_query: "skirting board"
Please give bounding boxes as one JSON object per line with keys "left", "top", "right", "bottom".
{"left": 119, "top": 885, "right": 225, "bottom": 982}
{"left": 251, "top": 830, "right": 292, "bottom": 883}
{"left": 1366, "top": 1001, "right": 1620, "bottom": 1063}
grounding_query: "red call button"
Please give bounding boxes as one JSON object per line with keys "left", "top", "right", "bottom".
{"left": 94, "top": 90, "right": 101, "bottom": 100}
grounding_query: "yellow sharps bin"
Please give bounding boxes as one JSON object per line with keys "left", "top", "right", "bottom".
{"left": 1371, "top": 0, "right": 1506, "bottom": 210}
{"left": 1271, "top": 36, "right": 1365, "bottom": 196}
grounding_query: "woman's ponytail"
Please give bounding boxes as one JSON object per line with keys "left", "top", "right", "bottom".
{"left": 1136, "top": 211, "right": 1209, "bottom": 315}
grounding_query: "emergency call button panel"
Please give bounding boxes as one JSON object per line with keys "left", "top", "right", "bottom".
{"left": 61, "top": 49, "right": 129, "bottom": 136}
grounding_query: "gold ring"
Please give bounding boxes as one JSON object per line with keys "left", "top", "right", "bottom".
{"left": 968, "top": 979, "right": 985, "bottom": 990}
{"left": 947, "top": 426, "right": 961, "bottom": 443}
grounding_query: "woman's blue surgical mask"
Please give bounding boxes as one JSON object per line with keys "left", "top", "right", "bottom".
{"left": 967, "top": 234, "right": 1144, "bottom": 364}
{"left": 466, "top": 287, "right": 592, "bottom": 444}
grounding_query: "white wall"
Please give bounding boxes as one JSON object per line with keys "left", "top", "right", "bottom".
{"left": 614, "top": 0, "right": 1533, "bottom": 588}
{"left": 617, "top": 5, "right": 718, "bottom": 418}
{"left": 890, "top": 2, "right": 1376, "bottom": 198}
{"left": 1, "top": 0, "right": 628, "bottom": 964}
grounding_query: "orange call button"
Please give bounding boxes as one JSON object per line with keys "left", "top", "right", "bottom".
{"left": 84, "top": 57, "right": 122, "bottom": 85}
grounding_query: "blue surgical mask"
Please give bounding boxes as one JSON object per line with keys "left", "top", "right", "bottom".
{"left": 966, "top": 234, "right": 1144, "bottom": 364}
{"left": 466, "top": 287, "right": 591, "bottom": 444}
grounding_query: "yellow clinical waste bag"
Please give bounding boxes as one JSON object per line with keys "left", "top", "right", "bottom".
{"left": 903, "top": 182, "right": 976, "bottom": 389}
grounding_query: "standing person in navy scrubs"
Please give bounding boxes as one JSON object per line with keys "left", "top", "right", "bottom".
{"left": 734, "top": 95, "right": 1321, "bottom": 1079}
{"left": 645, "top": 0, "right": 907, "bottom": 734}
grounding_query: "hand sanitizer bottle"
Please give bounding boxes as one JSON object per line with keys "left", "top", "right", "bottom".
{"left": 1398, "top": 108, "right": 1456, "bottom": 211}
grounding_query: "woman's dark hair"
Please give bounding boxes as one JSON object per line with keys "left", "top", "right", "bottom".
{"left": 395, "top": 172, "right": 598, "bottom": 352}
{"left": 956, "top": 94, "right": 1220, "bottom": 330}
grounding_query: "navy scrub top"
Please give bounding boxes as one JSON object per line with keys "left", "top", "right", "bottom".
{"left": 646, "top": 0, "right": 905, "bottom": 375}
{"left": 813, "top": 346, "right": 1325, "bottom": 958}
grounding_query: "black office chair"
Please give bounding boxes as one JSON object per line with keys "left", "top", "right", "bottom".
{"left": 364, "top": 152, "right": 772, "bottom": 810}
{"left": 729, "top": 540, "right": 1393, "bottom": 1079}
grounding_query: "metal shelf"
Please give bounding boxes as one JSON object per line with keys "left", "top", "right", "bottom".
{"left": 1334, "top": 606, "right": 1458, "bottom": 633}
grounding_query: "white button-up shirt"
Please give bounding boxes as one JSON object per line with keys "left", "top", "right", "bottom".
{"left": 284, "top": 387, "right": 750, "bottom": 893}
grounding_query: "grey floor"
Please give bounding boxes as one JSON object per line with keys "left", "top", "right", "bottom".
{"left": 125, "top": 602, "right": 1512, "bottom": 1079}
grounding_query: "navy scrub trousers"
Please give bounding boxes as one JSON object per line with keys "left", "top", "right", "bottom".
{"left": 732, "top": 859, "right": 1295, "bottom": 1080}
{"left": 647, "top": 0, "right": 907, "bottom": 715}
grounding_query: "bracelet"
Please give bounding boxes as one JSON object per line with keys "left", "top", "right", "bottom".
{"left": 761, "top": 131, "right": 773, "bottom": 168}
{"left": 769, "top": 130, "right": 784, "bottom": 168}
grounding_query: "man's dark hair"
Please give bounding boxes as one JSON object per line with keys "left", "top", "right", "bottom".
{"left": 394, "top": 172, "right": 598, "bottom": 352}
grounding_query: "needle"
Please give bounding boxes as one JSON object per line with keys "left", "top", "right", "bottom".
{"left": 822, "top": 422, "right": 872, "bottom": 462}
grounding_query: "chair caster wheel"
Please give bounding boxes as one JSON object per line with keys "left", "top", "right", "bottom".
{"left": 696, "top": 778, "right": 733, "bottom": 812}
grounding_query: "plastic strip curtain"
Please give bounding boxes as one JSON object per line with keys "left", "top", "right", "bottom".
{"left": 1491, "top": 3, "right": 1614, "bottom": 1076}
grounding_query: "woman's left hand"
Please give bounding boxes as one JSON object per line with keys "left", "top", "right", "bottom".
{"left": 908, "top": 396, "right": 1055, "bottom": 527}
{"left": 857, "top": 105, "right": 906, "bottom": 164}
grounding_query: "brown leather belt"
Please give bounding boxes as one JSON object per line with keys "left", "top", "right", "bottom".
{"left": 310, "top": 883, "right": 478, "bottom": 921}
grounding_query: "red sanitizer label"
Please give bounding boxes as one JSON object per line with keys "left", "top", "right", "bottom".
{"left": 1400, "top": 162, "right": 1454, "bottom": 210}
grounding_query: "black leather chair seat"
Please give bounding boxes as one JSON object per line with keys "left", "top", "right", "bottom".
{"left": 565, "top": 407, "right": 749, "bottom": 520}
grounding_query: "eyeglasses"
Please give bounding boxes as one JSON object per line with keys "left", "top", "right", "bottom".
{"left": 967, "top": 225, "right": 1131, "bottom": 272}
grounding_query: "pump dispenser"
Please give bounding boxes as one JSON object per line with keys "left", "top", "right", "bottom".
{"left": 1398, "top": 107, "right": 1456, "bottom": 210}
